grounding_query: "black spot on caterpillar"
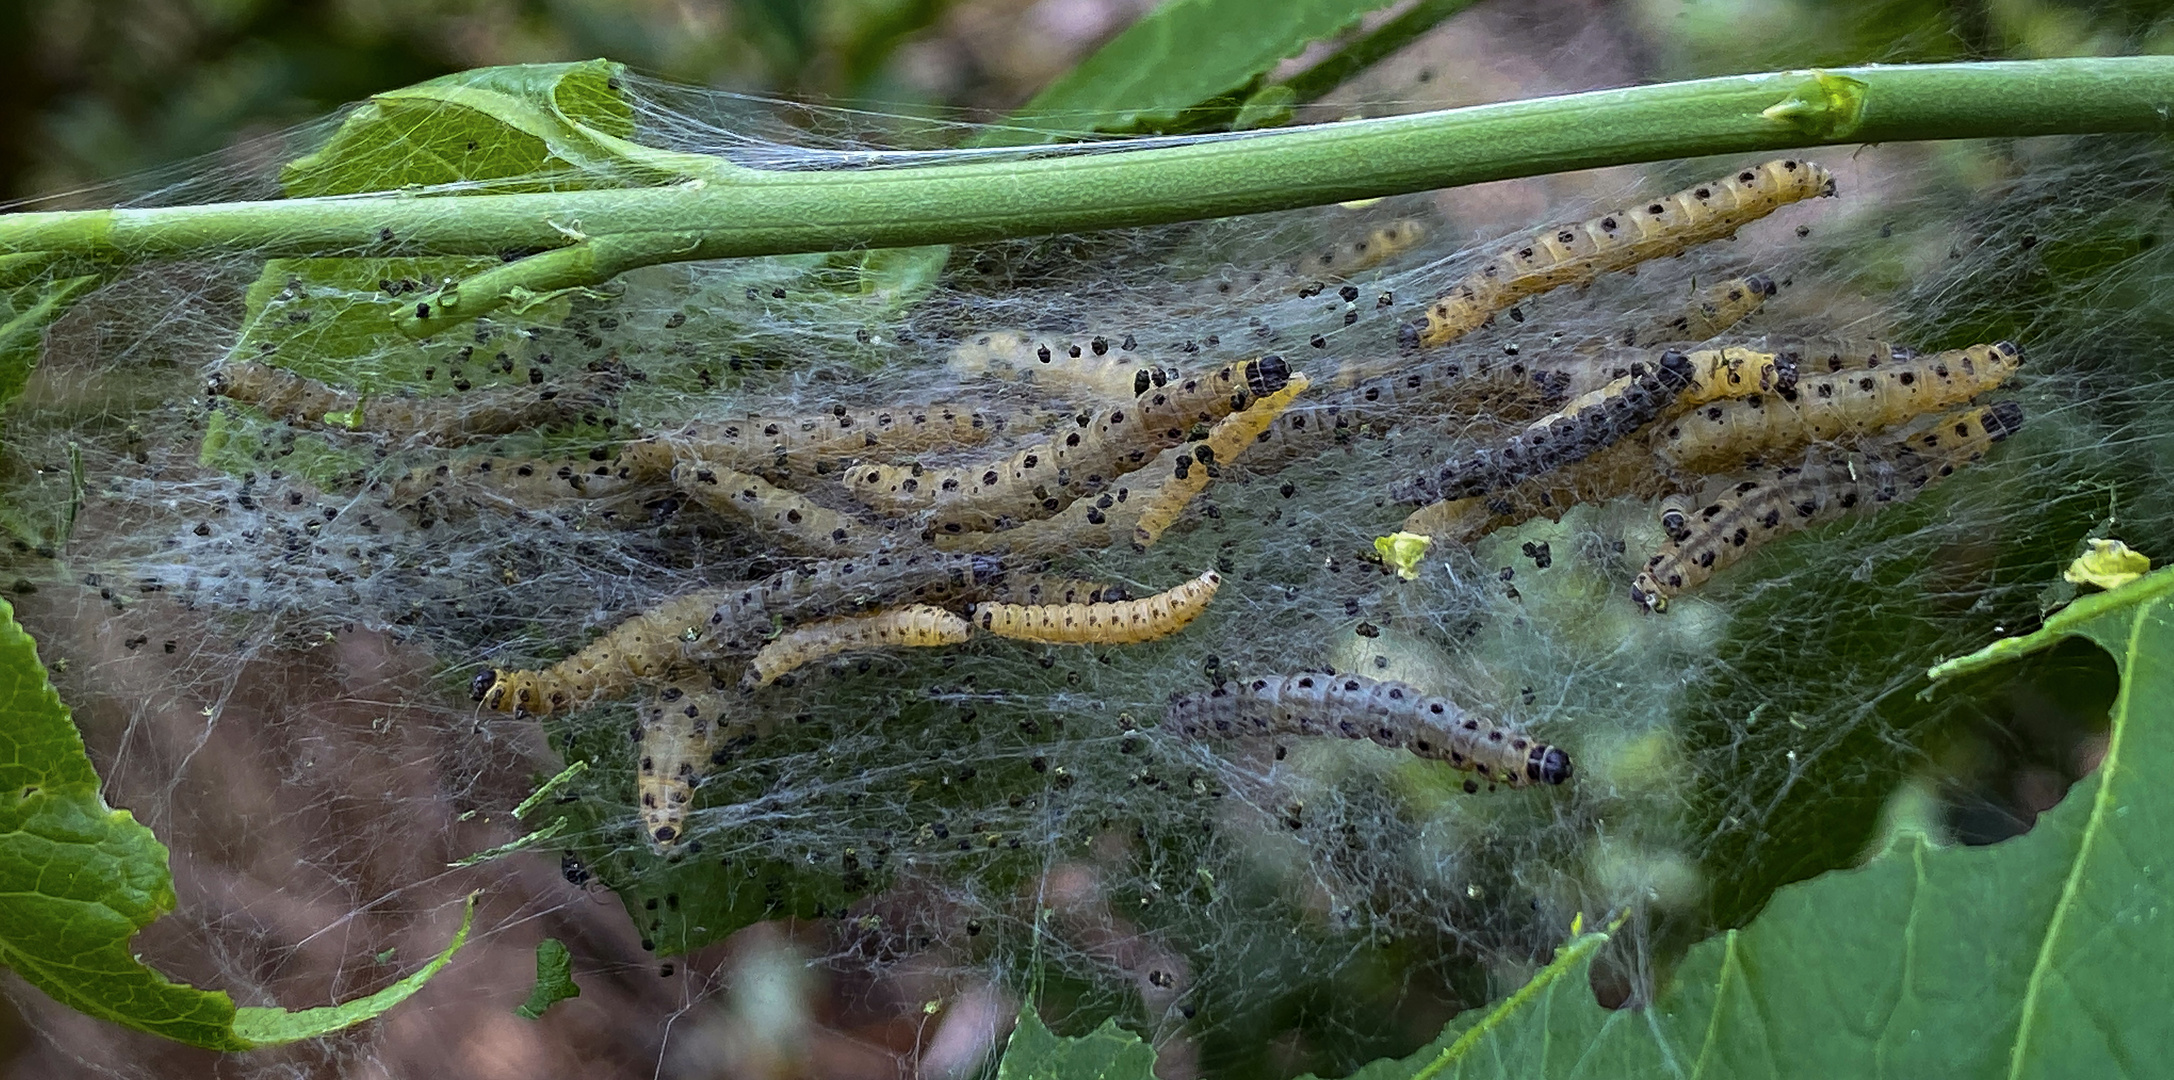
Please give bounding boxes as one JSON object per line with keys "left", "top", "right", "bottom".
{"left": 637, "top": 679, "right": 738, "bottom": 851}
{"left": 745, "top": 604, "right": 973, "bottom": 688}
{"left": 844, "top": 355, "right": 1290, "bottom": 533}
{"left": 478, "top": 553, "right": 1016, "bottom": 714}
{"left": 1164, "top": 672, "right": 1571, "bottom": 788}
{"left": 1652, "top": 341, "right": 2024, "bottom": 473}
{"left": 1394, "top": 350, "right": 1697, "bottom": 504}
{"left": 1410, "top": 160, "right": 1834, "bottom": 349}
{"left": 670, "top": 459, "right": 884, "bottom": 554}
{"left": 1631, "top": 401, "right": 2025, "bottom": 612}
{"left": 972, "top": 569, "right": 1220, "bottom": 645}
{"left": 209, "top": 361, "right": 619, "bottom": 446}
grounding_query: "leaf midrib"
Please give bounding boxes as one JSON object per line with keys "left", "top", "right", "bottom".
{"left": 2004, "top": 601, "right": 2145, "bottom": 1078}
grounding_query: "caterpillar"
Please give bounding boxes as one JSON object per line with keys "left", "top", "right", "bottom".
{"left": 670, "top": 459, "right": 887, "bottom": 554}
{"left": 971, "top": 568, "right": 1221, "bottom": 645}
{"left": 705, "top": 552, "right": 1017, "bottom": 648}
{"left": 1614, "top": 273, "right": 1779, "bottom": 350}
{"left": 1393, "top": 350, "right": 1696, "bottom": 505}
{"left": 940, "top": 373, "right": 1315, "bottom": 554}
{"left": 627, "top": 403, "right": 1026, "bottom": 479}
{"left": 947, "top": 330, "right": 1175, "bottom": 402}
{"left": 1401, "top": 438, "right": 1673, "bottom": 543}
{"left": 636, "top": 679, "right": 740, "bottom": 851}
{"left": 476, "top": 589, "right": 731, "bottom": 716}
{"left": 477, "top": 554, "right": 1018, "bottom": 714}
{"left": 997, "top": 576, "right": 1129, "bottom": 605}
{"left": 1630, "top": 401, "right": 2025, "bottom": 612}
{"left": 207, "top": 361, "right": 620, "bottom": 446}
{"left": 387, "top": 450, "right": 672, "bottom": 521}
{"left": 1551, "top": 345, "right": 1798, "bottom": 427}
{"left": 1164, "top": 673, "right": 1571, "bottom": 790}
{"left": 1408, "top": 159, "right": 1834, "bottom": 350}
{"left": 1651, "top": 341, "right": 2024, "bottom": 473}
{"left": 843, "top": 355, "right": 1291, "bottom": 533}
{"left": 1200, "top": 218, "right": 1430, "bottom": 302}
{"left": 1131, "top": 374, "right": 1312, "bottom": 546}
{"left": 743, "top": 604, "right": 974, "bottom": 688}
{"left": 1291, "top": 218, "right": 1429, "bottom": 280}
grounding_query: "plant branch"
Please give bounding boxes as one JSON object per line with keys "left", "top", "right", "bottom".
{"left": 2, "top": 59, "right": 2170, "bottom": 268}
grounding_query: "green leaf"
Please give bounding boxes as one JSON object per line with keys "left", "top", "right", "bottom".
{"left": 996, "top": 1008, "right": 1158, "bottom": 1080}
{"left": 0, "top": 275, "right": 105, "bottom": 410}
{"left": 999, "top": 0, "right": 1399, "bottom": 140}
{"left": 280, "top": 60, "right": 657, "bottom": 196}
{"left": 513, "top": 939, "right": 580, "bottom": 1020}
{"left": 0, "top": 598, "right": 476, "bottom": 1049}
{"left": 1330, "top": 565, "right": 2174, "bottom": 1078}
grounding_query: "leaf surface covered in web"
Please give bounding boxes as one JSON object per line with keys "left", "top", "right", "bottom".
{"left": 0, "top": 598, "right": 476, "bottom": 1048}
{"left": 279, "top": 58, "right": 700, "bottom": 196}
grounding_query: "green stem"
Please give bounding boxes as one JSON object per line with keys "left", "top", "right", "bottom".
{"left": 3, "top": 59, "right": 2170, "bottom": 266}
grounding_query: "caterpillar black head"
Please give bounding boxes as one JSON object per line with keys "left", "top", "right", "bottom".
{"left": 1531, "top": 745, "right": 1573, "bottom": 785}
{"left": 1249, "top": 354, "right": 1291, "bottom": 397}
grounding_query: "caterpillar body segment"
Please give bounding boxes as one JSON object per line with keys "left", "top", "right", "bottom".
{"left": 1400, "top": 439, "right": 1672, "bottom": 543}
{"left": 843, "top": 355, "right": 1291, "bottom": 532}
{"left": 638, "top": 404, "right": 1022, "bottom": 479}
{"left": 972, "top": 569, "right": 1221, "bottom": 645}
{"left": 707, "top": 552, "right": 1017, "bottom": 647}
{"left": 1291, "top": 218, "right": 1430, "bottom": 281}
{"left": 1620, "top": 273, "right": 1778, "bottom": 349}
{"left": 671, "top": 459, "right": 884, "bottom": 554}
{"left": 1393, "top": 350, "right": 1695, "bottom": 505}
{"left": 948, "top": 330, "right": 1175, "bottom": 402}
{"left": 208, "top": 361, "right": 619, "bottom": 446}
{"left": 1164, "top": 673, "right": 1571, "bottom": 789}
{"left": 476, "top": 589, "right": 732, "bottom": 716}
{"left": 936, "top": 376, "right": 1313, "bottom": 554}
{"left": 997, "top": 577, "right": 1128, "bottom": 606}
{"left": 1652, "top": 341, "right": 2024, "bottom": 473}
{"left": 1409, "top": 159, "right": 1834, "bottom": 350}
{"left": 1630, "top": 401, "right": 2025, "bottom": 612}
{"left": 637, "top": 679, "right": 738, "bottom": 852}
{"left": 744, "top": 604, "right": 973, "bottom": 688}
{"left": 388, "top": 451, "right": 668, "bottom": 520}
{"left": 1132, "top": 374, "right": 1311, "bottom": 546}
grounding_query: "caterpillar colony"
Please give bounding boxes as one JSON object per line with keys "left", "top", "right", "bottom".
{"left": 189, "top": 155, "right": 2025, "bottom": 860}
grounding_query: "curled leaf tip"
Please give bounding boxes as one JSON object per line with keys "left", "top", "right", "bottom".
{"left": 1374, "top": 532, "right": 1432, "bottom": 580}
{"left": 2063, "top": 537, "right": 2150, "bottom": 591}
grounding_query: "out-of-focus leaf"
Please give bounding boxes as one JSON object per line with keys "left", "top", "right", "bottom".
{"left": 0, "top": 598, "right": 476, "bottom": 1048}
{"left": 996, "top": 1008, "right": 1158, "bottom": 1080}
{"left": 514, "top": 939, "right": 580, "bottom": 1020}
{"left": 995, "top": 0, "right": 1399, "bottom": 141}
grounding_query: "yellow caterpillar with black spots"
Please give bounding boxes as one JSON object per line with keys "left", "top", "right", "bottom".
{"left": 1406, "top": 159, "right": 1833, "bottom": 350}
